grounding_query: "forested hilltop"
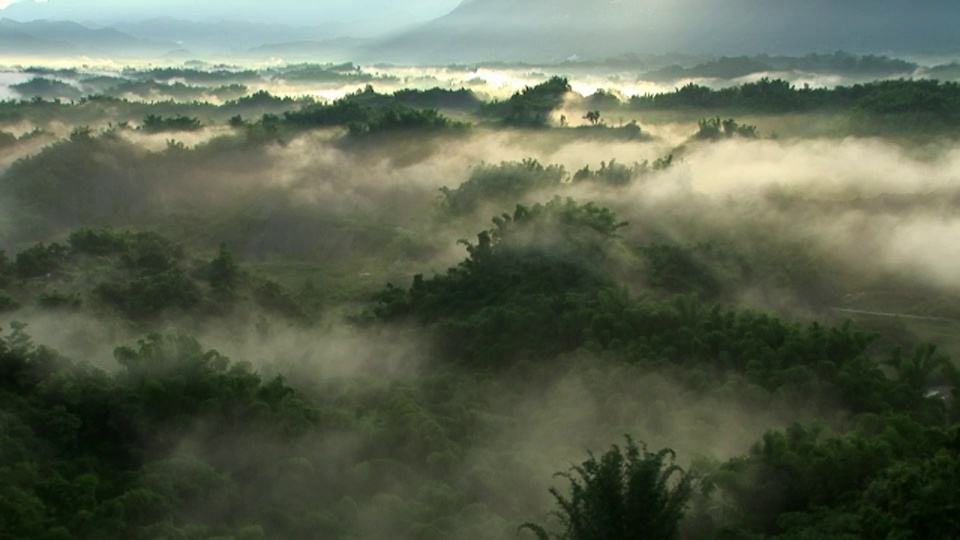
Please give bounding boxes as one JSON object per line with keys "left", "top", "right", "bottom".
{"left": 0, "top": 63, "right": 959, "bottom": 539}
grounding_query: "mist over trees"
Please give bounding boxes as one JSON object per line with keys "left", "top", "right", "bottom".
{"left": 1, "top": 28, "right": 960, "bottom": 540}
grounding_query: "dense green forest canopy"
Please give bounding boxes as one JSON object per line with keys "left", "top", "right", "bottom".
{"left": 6, "top": 72, "right": 959, "bottom": 140}
{"left": 629, "top": 77, "right": 960, "bottom": 113}
{"left": 0, "top": 59, "right": 958, "bottom": 539}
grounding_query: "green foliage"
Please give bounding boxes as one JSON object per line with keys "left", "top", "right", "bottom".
{"left": 859, "top": 440, "right": 960, "bottom": 539}
{"left": 572, "top": 159, "right": 638, "bottom": 186}
{"left": 704, "top": 417, "right": 960, "bottom": 538}
{"left": 283, "top": 96, "right": 460, "bottom": 135}
{"left": 208, "top": 242, "right": 240, "bottom": 295}
{"left": 614, "top": 120, "right": 643, "bottom": 139}
{"left": 84, "top": 78, "right": 247, "bottom": 102}
{"left": 584, "top": 89, "right": 622, "bottom": 108}
{"left": 652, "top": 154, "right": 674, "bottom": 170}
{"left": 439, "top": 159, "right": 567, "bottom": 215}
{"left": 377, "top": 198, "right": 625, "bottom": 365}
{"left": 393, "top": 88, "right": 482, "bottom": 110}
{"left": 0, "top": 251, "right": 13, "bottom": 286}
{"left": 141, "top": 114, "right": 203, "bottom": 133}
{"left": 7, "top": 226, "right": 316, "bottom": 323}
{"left": 378, "top": 201, "right": 950, "bottom": 423}
{"left": 15, "top": 243, "right": 67, "bottom": 279}
{"left": 630, "top": 78, "right": 802, "bottom": 111}
{"left": 695, "top": 117, "right": 759, "bottom": 140}
{"left": 640, "top": 244, "right": 724, "bottom": 299}
{"left": 91, "top": 232, "right": 199, "bottom": 319}
{"left": 68, "top": 227, "right": 131, "bottom": 256}
{"left": 124, "top": 67, "right": 261, "bottom": 85}
{"left": 10, "top": 77, "right": 82, "bottom": 101}
{"left": 1, "top": 62, "right": 958, "bottom": 540}
{"left": 37, "top": 290, "right": 82, "bottom": 309}
{"left": 120, "top": 232, "right": 183, "bottom": 274}
{"left": 97, "top": 267, "right": 200, "bottom": 319}
{"left": 226, "top": 89, "right": 298, "bottom": 109}
{"left": 0, "top": 130, "right": 147, "bottom": 229}
{"left": 282, "top": 99, "right": 370, "bottom": 129}
{"left": 273, "top": 63, "right": 376, "bottom": 83}
{"left": 568, "top": 154, "right": 672, "bottom": 186}
{"left": 522, "top": 437, "right": 694, "bottom": 540}
{"left": 253, "top": 279, "right": 304, "bottom": 319}
{"left": 0, "top": 327, "right": 317, "bottom": 539}
{"left": 482, "top": 76, "right": 572, "bottom": 127}
{"left": 630, "top": 78, "right": 960, "bottom": 135}
{"left": 360, "top": 104, "right": 457, "bottom": 134}
{"left": 0, "top": 130, "right": 16, "bottom": 148}
{"left": 0, "top": 290, "right": 20, "bottom": 311}
{"left": 849, "top": 79, "right": 960, "bottom": 134}
{"left": 639, "top": 53, "right": 917, "bottom": 82}
{"left": 69, "top": 126, "right": 94, "bottom": 142}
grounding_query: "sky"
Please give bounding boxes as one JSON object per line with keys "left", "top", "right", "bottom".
{"left": 0, "top": 0, "right": 464, "bottom": 24}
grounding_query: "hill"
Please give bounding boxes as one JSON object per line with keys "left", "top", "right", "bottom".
{"left": 373, "top": 0, "right": 960, "bottom": 63}
{"left": 0, "top": 18, "right": 173, "bottom": 57}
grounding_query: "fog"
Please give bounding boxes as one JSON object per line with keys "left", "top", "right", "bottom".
{"left": 6, "top": 106, "right": 959, "bottom": 296}
{"left": 2, "top": 37, "right": 958, "bottom": 536}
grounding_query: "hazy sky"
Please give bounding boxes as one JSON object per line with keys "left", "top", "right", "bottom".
{"left": 0, "top": 0, "right": 464, "bottom": 24}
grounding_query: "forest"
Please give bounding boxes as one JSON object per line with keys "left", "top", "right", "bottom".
{"left": 0, "top": 55, "right": 959, "bottom": 540}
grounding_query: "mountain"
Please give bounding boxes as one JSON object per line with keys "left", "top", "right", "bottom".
{"left": 110, "top": 18, "right": 338, "bottom": 54}
{"left": 4, "top": 0, "right": 958, "bottom": 64}
{"left": 372, "top": 0, "right": 960, "bottom": 63}
{"left": 110, "top": 14, "right": 420, "bottom": 55}
{"left": 247, "top": 38, "right": 368, "bottom": 62}
{"left": 0, "top": 19, "right": 174, "bottom": 57}
{"left": 0, "top": 23, "right": 64, "bottom": 55}
{"left": 0, "top": 0, "right": 457, "bottom": 32}
{"left": 0, "top": 1, "right": 314, "bottom": 25}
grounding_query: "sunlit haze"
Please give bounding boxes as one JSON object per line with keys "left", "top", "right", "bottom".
{"left": 1, "top": 2, "right": 958, "bottom": 540}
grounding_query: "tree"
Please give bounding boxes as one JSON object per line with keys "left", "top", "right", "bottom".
{"left": 484, "top": 76, "right": 571, "bottom": 127}
{"left": 0, "top": 131, "right": 16, "bottom": 148}
{"left": 141, "top": 114, "right": 202, "bottom": 133}
{"left": 695, "top": 117, "right": 758, "bottom": 140}
{"left": 15, "top": 243, "right": 67, "bottom": 279}
{"left": 208, "top": 243, "right": 240, "bottom": 295}
{"left": 583, "top": 110, "right": 601, "bottom": 126}
{"left": 521, "top": 437, "right": 695, "bottom": 540}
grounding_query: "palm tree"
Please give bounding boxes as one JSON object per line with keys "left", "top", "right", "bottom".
{"left": 521, "top": 436, "right": 695, "bottom": 540}
{"left": 583, "top": 110, "right": 601, "bottom": 125}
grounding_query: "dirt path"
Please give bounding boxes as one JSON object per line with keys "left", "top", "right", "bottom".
{"left": 829, "top": 307, "right": 959, "bottom": 324}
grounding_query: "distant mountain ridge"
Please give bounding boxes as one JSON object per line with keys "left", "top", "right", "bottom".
{"left": 111, "top": 14, "right": 421, "bottom": 53}
{"left": 0, "top": 18, "right": 174, "bottom": 57}
{"left": 2, "top": 0, "right": 960, "bottom": 64}
{"left": 373, "top": 0, "right": 960, "bottom": 63}
{"left": 0, "top": 9, "right": 421, "bottom": 59}
{"left": 110, "top": 18, "right": 337, "bottom": 53}
{"left": 0, "top": 0, "right": 448, "bottom": 36}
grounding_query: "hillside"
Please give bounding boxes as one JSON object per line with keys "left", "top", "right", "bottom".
{"left": 1, "top": 60, "right": 960, "bottom": 539}
{"left": 373, "top": 0, "right": 960, "bottom": 63}
{"left": 0, "top": 19, "right": 173, "bottom": 57}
